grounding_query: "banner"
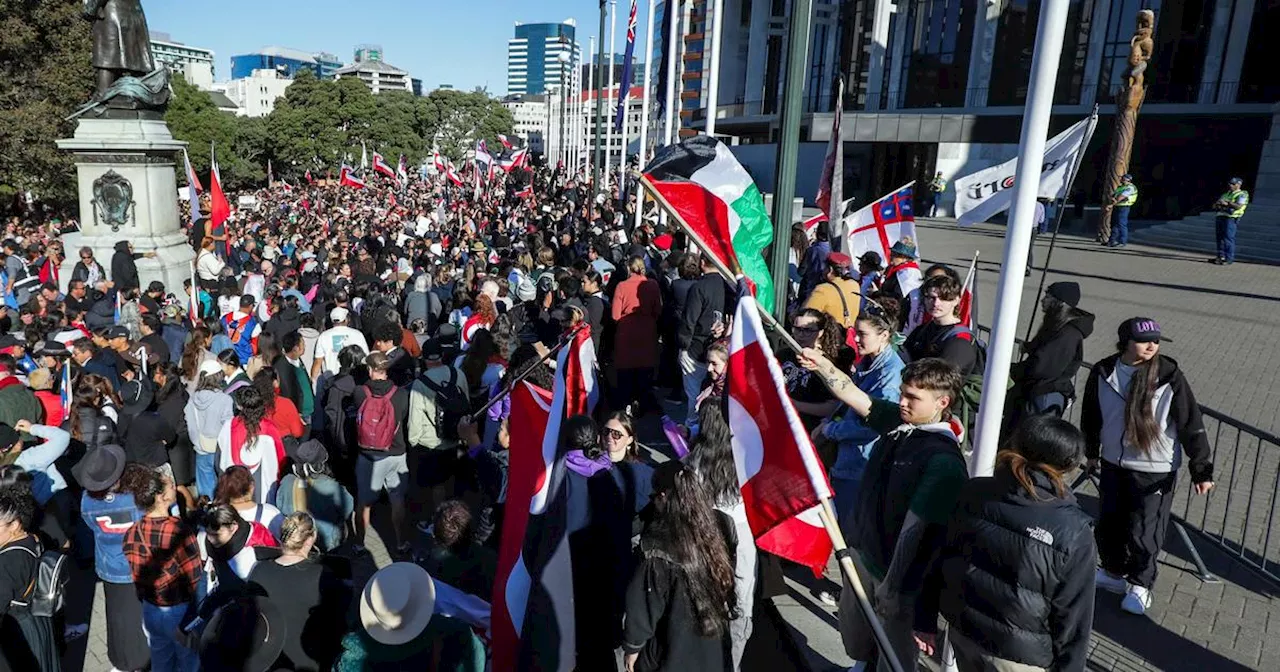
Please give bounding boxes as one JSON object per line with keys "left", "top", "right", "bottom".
{"left": 953, "top": 111, "right": 1097, "bottom": 226}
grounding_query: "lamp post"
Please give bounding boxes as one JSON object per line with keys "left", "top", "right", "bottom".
{"left": 594, "top": 3, "right": 608, "bottom": 199}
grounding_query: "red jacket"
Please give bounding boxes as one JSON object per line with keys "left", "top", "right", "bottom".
{"left": 612, "top": 274, "right": 663, "bottom": 370}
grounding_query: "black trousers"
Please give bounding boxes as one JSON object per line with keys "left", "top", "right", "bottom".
{"left": 1096, "top": 462, "right": 1176, "bottom": 588}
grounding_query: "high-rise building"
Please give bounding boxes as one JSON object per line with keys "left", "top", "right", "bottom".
{"left": 582, "top": 85, "right": 646, "bottom": 158}
{"left": 231, "top": 47, "right": 344, "bottom": 80}
{"left": 219, "top": 69, "right": 293, "bottom": 117}
{"left": 508, "top": 19, "right": 581, "bottom": 95}
{"left": 149, "top": 32, "right": 216, "bottom": 89}
{"left": 335, "top": 50, "right": 413, "bottom": 95}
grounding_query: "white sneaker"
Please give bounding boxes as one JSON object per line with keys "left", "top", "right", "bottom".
{"left": 1121, "top": 585, "right": 1152, "bottom": 615}
{"left": 1095, "top": 568, "right": 1127, "bottom": 594}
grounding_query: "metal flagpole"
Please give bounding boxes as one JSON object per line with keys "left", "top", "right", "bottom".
{"left": 635, "top": 0, "right": 657, "bottom": 232}
{"left": 588, "top": 36, "right": 597, "bottom": 176}
{"left": 946, "top": 17, "right": 1076, "bottom": 670}
{"left": 768, "top": 0, "right": 813, "bottom": 321}
{"left": 607, "top": 0, "right": 619, "bottom": 197}
{"left": 704, "top": 0, "right": 723, "bottom": 137}
{"left": 1022, "top": 107, "right": 1099, "bottom": 344}
{"left": 663, "top": 0, "right": 679, "bottom": 145}
{"left": 594, "top": 9, "right": 606, "bottom": 198}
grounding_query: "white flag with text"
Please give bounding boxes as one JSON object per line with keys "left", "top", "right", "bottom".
{"left": 953, "top": 111, "right": 1097, "bottom": 226}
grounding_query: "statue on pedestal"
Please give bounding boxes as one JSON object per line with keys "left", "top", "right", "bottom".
{"left": 68, "top": 0, "right": 170, "bottom": 119}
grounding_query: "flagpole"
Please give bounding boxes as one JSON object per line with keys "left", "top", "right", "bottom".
{"left": 663, "top": 0, "right": 679, "bottom": 146}
{"left": 1021, "top": 107, "right": 1099, "bottom": 344}
{"left": 607, "top": 0, "right": 619, "bottom": 198}
{"left": 634, "top": 0, "right": 656, "bottom": 233}
{"left": 639, "top": 175, "right": 805, "bottom": 354}
{"left": 466, "top": 323, "right": 588, "bottom": 423}
{"left": 958, "top": 0, "right": 1070, "bottom": 595}
{"left": 704, "top": 0, "right": 722, "bottom": 138}
{"left": 829, "top": 77, "right": 844, "bottom": 252}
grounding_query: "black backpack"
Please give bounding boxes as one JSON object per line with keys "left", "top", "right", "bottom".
{"left": 4, "top": 539, "right": 69, "bottom": 618}
{"left": 420, "top": 366, "right": 471, "bottom": 443}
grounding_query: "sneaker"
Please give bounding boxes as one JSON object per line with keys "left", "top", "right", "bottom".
{"left": 817, "top": 589, "right": 838, "bottom": 607}
{"left": 1211, "top": 257, "right": 1225, "bottom": 265}
{"left": 1121, "top": 585, "right": 1152, "bottom": 615}
{"left": 1095, "top": 568, "right": 1127, "bottom": 594}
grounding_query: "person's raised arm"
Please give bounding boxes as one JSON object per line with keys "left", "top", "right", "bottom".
{"left": 797, "top": 348, "right": 873, "bottom": 418}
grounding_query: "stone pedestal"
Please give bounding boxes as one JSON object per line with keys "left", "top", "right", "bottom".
{"left": 55, "top": 117, "right": 195, "bottom": 295}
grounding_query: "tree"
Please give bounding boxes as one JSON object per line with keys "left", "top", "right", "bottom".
{"left": 166, "top": 75, "right": 261, "bottom": 190}
{"left": 427, "top": 89, "right": 515, "bottom": 161}
{"left": 0, "top": 0, "right": 92, "bottom": 205}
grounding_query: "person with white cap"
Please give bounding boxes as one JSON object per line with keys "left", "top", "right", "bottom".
{"left": 335, "top": 562, "right": 485, "bottom": 670}
{"left": 311, "top": 306, "right": 369, "bottom": 386}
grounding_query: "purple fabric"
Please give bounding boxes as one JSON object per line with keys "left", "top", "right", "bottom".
{"left": 565, "top": 450, "right": 612, "bottom": 477}
{"left": 662, "top": 416, "right": 690, "bottom": 459}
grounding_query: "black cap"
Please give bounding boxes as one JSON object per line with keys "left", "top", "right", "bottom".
{"left": 0, "top": 423, "right": 18, "bottom": 448}
{"left": 1045, "top": 281, "right": 1081, "bottom": 308}
{"left": 106, "top": 326, "right": 130, "bottom": 340}
{"left": 295, "top": 439, "right": 328, "bottom": 466}
{"left": 1118, "top": 317, "right": 1170, "bottom": 344}
{"left": 421, "top": 339, "right": 444, "bottom": 362}
{"left": 147, "top": 281, "right": 165, "bottom": 294}
{"left": 72, "top": 444, "right": 127, "bottom": 492}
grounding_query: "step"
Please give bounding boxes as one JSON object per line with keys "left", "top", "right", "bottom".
{"left": 1126, "top": 232, "right": 1280, "bottom": 263}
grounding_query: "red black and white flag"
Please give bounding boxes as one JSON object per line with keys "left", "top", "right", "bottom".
{"left": 501, "top": 148, "right": 530, "bottom": 173}
{"left": 492, "top": 324, "right": 597, "bottom": 672}
{"left": 433, "top": 151, "right": 447, "bottom": 174}
{"left": 338, "top": 165, "right": 367, "bottom": 189}
{"left": 727, "top": 283, "right": 834, "bottom": 574}
{"left": 516, "top": 183, "right": 533, "bottom": 199}
{"left": 498, "top": 134, "right": 514, "bottom": 149}
{"left": 397, "top": 154, "right": 409, "bottom": 183}
{"left": 958, "top": 252, "right": 979, "bottom": 332}
{"left": 372, "top": 152, "right": 396, "bottom": 179}
{"left": 208, "top": 144, "right": 231, "bottom": 230}
{"left": 304, "top": 169, "right": 314, "bottom": 184}
{"left": 445, "top": 163, "right": 464, "bottom": 187}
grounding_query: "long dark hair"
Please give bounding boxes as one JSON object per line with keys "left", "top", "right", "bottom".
{"left": 232, "top": 386, "right": 267, "bottom": 447}
{"left": 794, "top": 308, "right": 843, "bottom": 360}
{"left": 687, "top": 403, "right": 738, "bottom": 508}
{"left": 1118, "top": 341, "right": 1163, "bottom": 454}
{"left": 180, "top": 326, "right": 213, "bottom": 382}
{"left": 460, "top": 328, "right": 497, "bottom": 390}
{"left": 646, "top": 461, "right": 739, "bottom": 637}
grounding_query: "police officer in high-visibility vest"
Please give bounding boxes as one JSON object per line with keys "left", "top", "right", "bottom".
{"left": 1211, "top": 177, "right": 1249, "bottom": 265}
{"left": 1107, "top": 174, "right": 1138, "bottom": 248}
{"left": 928, "top": 171, "right": 946, "bottom": 217}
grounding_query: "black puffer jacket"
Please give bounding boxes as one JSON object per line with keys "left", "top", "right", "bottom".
{"left": 1018, "top": 310, "right": 1095, "bottom": 399}
{"left": 939, "top": 468, "right": 1095, "bottom": 672}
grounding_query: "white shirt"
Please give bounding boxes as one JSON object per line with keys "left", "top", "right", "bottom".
{"left": 196, "top": 250, "right": 226, "bottom": 281}
{"left": 313, "top": 325, "right": 369, "bottom": 376}
{"left": 243, "top": 273, "right": 266, "bottom": 303}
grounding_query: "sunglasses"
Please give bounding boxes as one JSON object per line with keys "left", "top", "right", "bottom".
{"left": 604, "top": 428, "right": 627, "bottom": 441}
{"left": 792, "top": 324, "right": 820, "bottom": 334}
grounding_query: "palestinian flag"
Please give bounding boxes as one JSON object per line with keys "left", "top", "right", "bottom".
{"left": 644, "top": 136, "right": 776, "bottom": 313}
{"left": 728, "top": 283, "right": 834, "bottom": 575}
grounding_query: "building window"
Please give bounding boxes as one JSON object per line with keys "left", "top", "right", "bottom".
{"left": 763, "top": 34, "right": 783, "bottom": 114}
{"left": 989, "top": 0, "right": 1097, "bottom": 106}
{"left": 1228, "top": 0, "right": 1275, "bottom": 102}
{"left": 899, "top": 0, "right": 976, "bottom": 108}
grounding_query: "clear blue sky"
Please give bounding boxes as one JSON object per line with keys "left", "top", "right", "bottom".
{"left": 144, "top": 0, "right": 654, "bottom": 94}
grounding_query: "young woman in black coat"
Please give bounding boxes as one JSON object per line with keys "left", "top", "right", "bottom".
{"left": 1015, "top": 281, "right": 1094, "bottom": 417}
{"left": 939, "top": 415, "right": 1095, "bottom": 672}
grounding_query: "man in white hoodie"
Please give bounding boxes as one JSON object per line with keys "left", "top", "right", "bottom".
{"left": 800, "top": 354, "right": 968, "bottom": 672}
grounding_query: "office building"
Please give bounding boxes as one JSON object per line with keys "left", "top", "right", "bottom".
{"left": 508, "top": 20, "right": 581, "bottom": 95}
{"left": 334, "top": 46, "right": 413, "bottom": 94}
{"left": 150, "top": 32, "right": 216, "bottom": 89}
{"left": 687, "top": 0, "right": 1280, "bottom": 221}
{"left": 231, "top": 47, "right": 344, "bottom": 80}
{"left": 502, "top": 94, "right": 549, "bottom": 155}
{"left": 412, "top": 78, "right": 424, "bottom": 96}
{"left": 581, "top": 54, "right": 646, "bottom": 92}
{"left": 220, "top": 68, "right": 293, "bottom": 117}
{"left": 582, "top": 85, "right": 646, "bottom": 157}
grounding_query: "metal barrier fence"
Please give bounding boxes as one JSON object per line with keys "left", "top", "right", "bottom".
{"left": 975, "top": 326, "right": 1280, "bottom": 586}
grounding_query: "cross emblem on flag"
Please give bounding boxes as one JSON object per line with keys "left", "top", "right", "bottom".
{"left": 845, "top": 183, "right": 917, "bottom": 261}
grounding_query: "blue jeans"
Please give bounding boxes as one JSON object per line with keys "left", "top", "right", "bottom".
{"left": 831, "top": 476, "right": 862, "bottom": 524}
{"left": 928, "top": 192, "right": 942, "bottom": 217}
{"left": 194, "top": 453, "right": 217, "bottom": 500}
{"left": 141, "top": 601, "right": 199, "bottom": 672}
{"left": 1216, "top": 215, "right": 1239, "bottom": 262}
{"left": 1110, "top": 206, "right": 1130, "bottom": 245}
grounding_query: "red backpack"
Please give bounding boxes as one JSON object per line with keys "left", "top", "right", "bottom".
{"left": 356, "top": 385, "right": 398, "bottom": 451}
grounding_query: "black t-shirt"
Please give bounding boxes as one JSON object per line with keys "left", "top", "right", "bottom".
{"left": 904, "top": 320, "right": 980, "bottom": 376}
{"left": 249, "top": 559, "right": 347, "bottom": 671}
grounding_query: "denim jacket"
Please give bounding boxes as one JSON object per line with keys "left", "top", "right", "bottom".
{"left": 826, "top": 347, "right": 905, "bottom": 482}
{"left": 80, "top": 490, "right": 141, "bottom": 583}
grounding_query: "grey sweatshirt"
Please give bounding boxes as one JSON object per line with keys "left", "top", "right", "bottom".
{"left": 185, "top": 388, "right": 235, "bottom": 454}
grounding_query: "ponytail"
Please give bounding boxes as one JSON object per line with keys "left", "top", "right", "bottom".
{"left": 997, "top": 450, "right": 1069, "bottom": 501}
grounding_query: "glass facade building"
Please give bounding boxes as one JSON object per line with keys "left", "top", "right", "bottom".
{"left": 509, "top": 21, "right": 579, "bottom": 95}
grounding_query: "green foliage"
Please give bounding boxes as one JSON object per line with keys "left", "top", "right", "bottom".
{"left": 0, "top": 0, "right": 93, "bottom": 203}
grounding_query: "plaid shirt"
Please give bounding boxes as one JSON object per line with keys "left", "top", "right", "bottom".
{"left": 122, "top": 516, "right": 202, "bottom": 606}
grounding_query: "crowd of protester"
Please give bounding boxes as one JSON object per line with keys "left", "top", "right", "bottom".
{"left": 0, "top": 158, "right": 1216, "bottom": 672}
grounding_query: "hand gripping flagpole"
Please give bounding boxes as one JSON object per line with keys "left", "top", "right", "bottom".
{"left": 639, "top": 173, "right": 906, "bottom": 672}
{"left": 465, "top": 322, "right": 588, "bottom": 424}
